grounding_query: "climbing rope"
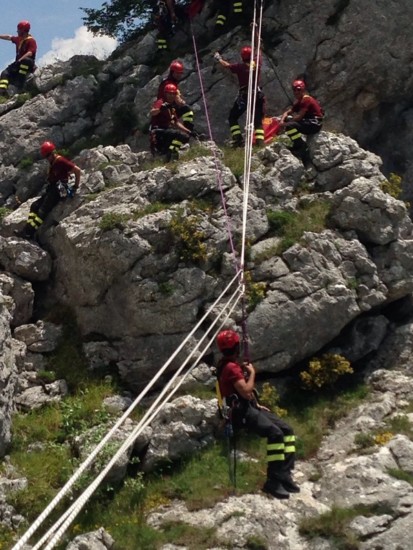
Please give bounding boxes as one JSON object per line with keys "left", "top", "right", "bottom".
{"left": 12, "top": 272, "right": 242, "bottom": 550}
{"left": 32, "top": 288, "right": 243, "bottom": 549}
{"left": 15, "top": 10, "right": 267, "bottom": 549}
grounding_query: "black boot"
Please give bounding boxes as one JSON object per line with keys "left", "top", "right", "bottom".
{"left": 280, "top": 473, "right": 300, "bottom": 493}
{"left": 263, "top": 479, "right": 290, "bottom": 500}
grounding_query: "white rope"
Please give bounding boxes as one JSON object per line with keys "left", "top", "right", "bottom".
{"left": 36, "top": 288, "right": 243, "bottom": 549}
{"left": 12, "top": 271, "right": 242, "bottom": 550}
{"left": 14, "top": 11, "right": 266, "bottom": 549}
{"left": 240, "top": 0, "right": 264, "bottom": 272}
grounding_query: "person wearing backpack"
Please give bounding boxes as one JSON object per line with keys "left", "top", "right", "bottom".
{"left": 17, "top": 142, "right": 81, "bottom": 241}
{"left": 216, "top": 329, "right": 299, "bottom": 499}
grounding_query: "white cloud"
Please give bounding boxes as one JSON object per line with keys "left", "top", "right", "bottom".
{"left": 39, "top": 26, "right": 118, "bottom": 66}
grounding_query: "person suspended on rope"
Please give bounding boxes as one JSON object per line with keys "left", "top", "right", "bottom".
{"left": 150, "top": 82, "right": 194, "bottom": 161}
{"left": 214, "top": 46, "right": 265, "bottom": 147}
{"left": 16, "top": 142, "right": 81, "bottom": 241}
{"left": 153, "top": 0, "right": 188, "bottom": 52}
{"left": 279, "top": 79, "right": 324, "bottom": 166}
{"left": 0, "top": 20, "right": 37, "bottom": 97}
{"left": 216, "top": 329, "right": 299, "bottom": 499}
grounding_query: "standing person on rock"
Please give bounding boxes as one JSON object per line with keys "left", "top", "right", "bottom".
{"left": 154, "top": 0, "right": 187, "bottom": 52}
{"left": 279, "top": 79, "right": 324, "bottom": 166}
{"left": 17, "top": 142, "right": 81, "bottom": 241}
{"left": 0, "top": 20, "right": 37, "bottom": 97}
{"left": 216, "top": 329, "right": 299, "bottom": 499}
{"left": 214, "top": 46, "right": 265, "bottom": 147}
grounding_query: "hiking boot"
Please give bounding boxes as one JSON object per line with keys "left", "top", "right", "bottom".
{"left": 13, "top": 228, "right": 35, "bottom": 241}
{"left": 281, "top": 475, "right": 300, "bottom": 494}
{"left": 231, "top": 137, "right": 245, "bottom": 149}
{"left": 262, "top": 480, "right": 290, "bottom": 500}
{"left": 166, "top": 149, "right": 179, "bottom": 162}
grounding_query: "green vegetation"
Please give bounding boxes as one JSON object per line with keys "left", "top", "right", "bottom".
{"left": 222, "top": 146, "right": 246, "bottom": 179}
{"left": 258, "top": 382, "right": 287, "bottom": 417}
{"left": 267, "top": 200, "right": 331, "bottom": 253}
{"left": 18, "top": 157, "right": 34, "bottom": 170}
{"left": 380, "top": 172, "right": 403, "bottom": 200}
{"left": 243, "top": 271, "right": 266, "bottom": 309}
{"left": 354, "top": 412, "right": 413, "bottom": 451}
{"left": 387, "top": 468, "right": 413, "bottom": 486}
{"left": 99, "top": 211, "right": 130, "bottom": 232}
{"left": 299, "top": 503, "right": 393, "bottom": 549}
{"left": 181, "top": 143, "right": 213, "bottom": 162}
{"left": 0, "top": 206, "right": 11, "bottom": 221}
{"left": 300, "top": 353, "right": 353, "bottom": 391}
{"left": 169, "top": 207, "right": 208, "bottom": 264}
{"left": 132, "top": 201, "right": 170, "bottom": 220}
{"left": 285, "top": 383, "right": 370, "bottom": 459}
{"left": 82, "top": 0, "right": 151, "bottom": 42}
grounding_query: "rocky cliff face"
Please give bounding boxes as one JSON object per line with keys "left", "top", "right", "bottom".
{"left": 1, "top": 1, "right": 413, "bottom": 547}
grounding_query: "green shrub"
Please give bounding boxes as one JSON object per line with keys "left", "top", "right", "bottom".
{"left": 267, "top": 201, "right": 331, "bottom": 254}
{"left": 380, "top": 172, "right": 403, "bottom": 200}
{"left": 244, "top": 271, "right": 266, "bottom": 309}
{"left": 354, "top": 432, "right": 375, "bottom": 450}
{"left": 300, "top": 353, "right": 353, "bottom": 391}
{"left": 258, "top": 382, "right": 287, "bottom": 417}
{"left": 132, "top": 202, "right": 170, "bottom": 220}
{"left": 387, "top": 468, "right": 413, "bottom": 486}
{"left": 18, "top": 157, "right": 34, "bottom": 170}
{"left": 169, "top": 208, "right": 207, "bottom": 264}
{"left": 299, "top": 503, "right": 393, "bottom": 548}
{"left": 0, "top": 207, "right": 11, "bottom": 221}
{"left": 99, "top": 212, "right": 129, "bottom": 232}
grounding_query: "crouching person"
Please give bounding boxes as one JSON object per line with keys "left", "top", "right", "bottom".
{"left": 18, "top": 141, "right": 81, "bottom": 240}
{"left": 216, "top": 330, "right": 299, "bottom": 499}
{"left": 149, "top": 83, "right": 192, "bottom": 162}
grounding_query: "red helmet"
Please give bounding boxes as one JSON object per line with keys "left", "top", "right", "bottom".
{"left": 170, "top": 60, "right": 184, "bottom": 74}
{"left": 17, "top": 21, "right": 31, "bottom": 33}
{"left": 241, "top": 46, "right": 252, "bottom": 62}
{"left": 40, "top": 141, "right": 56, "bottom": 158}
{"left": 164, "top": 83, "right": 178, "bottom": 94}
{"left": 292, "top": 79, "right": 306, "bottom": 91}
{"left": 217, "top": 330, "right": 240, "bottom": 352}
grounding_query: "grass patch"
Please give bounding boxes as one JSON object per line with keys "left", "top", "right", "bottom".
{"left": 99, "top": 211, "right": 130, "bottom": 232}
{"left": 267, "top": 200, "right": 331, "bottom": 253}
{"left": 284, "top": 383, "right": 369, "bottom": 459}
{"left": 299, "top": 503, "right": 392, "bottom": 548}
{"left": 0, "top": 206, "right": 11, "bottom": 221}
{"left": 181, "top": 143, "right": 213, "bottom": 162}
{"left": 387, "top": 468, "right": 413, "bottom": 486}
{"left": 222, "top": 146, "right": 245, "bottom": 179}
{"left": 132, "top": 201, "right": 170, "bottom": 220}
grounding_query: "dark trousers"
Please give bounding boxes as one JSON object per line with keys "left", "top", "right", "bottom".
{"left": 175, "top": 104, "right": 194, "bottom": 132}
{"left": 150, "top": 127, "right": 189, "bottom": 157}
{"left": 228, "top": 89, "right": 265, "bottom": 143}
{"left": 155, "top": 1, "right": 187, "bottom": 50}
{"left": 24, "top": 185, "right": 61, "bottom": 237}
{"left": 215, "top": 0, "right": 244, "bottom": 27}
{"left": 284, "top": 118, "right": 322, "bottom": 163}
{"left": 0, "top": 59, "right": 35, "bottom": 94}
{"left": 234, "top": 405, "right": 296, "bottom": 482}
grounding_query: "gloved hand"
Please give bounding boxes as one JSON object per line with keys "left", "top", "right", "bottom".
{"left": 214, "top": 52, "right": 222, "bottom": 62}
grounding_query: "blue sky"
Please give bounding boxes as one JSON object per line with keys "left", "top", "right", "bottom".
{"left": 0, "top": 0, "right": 118, "bottom": 69}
